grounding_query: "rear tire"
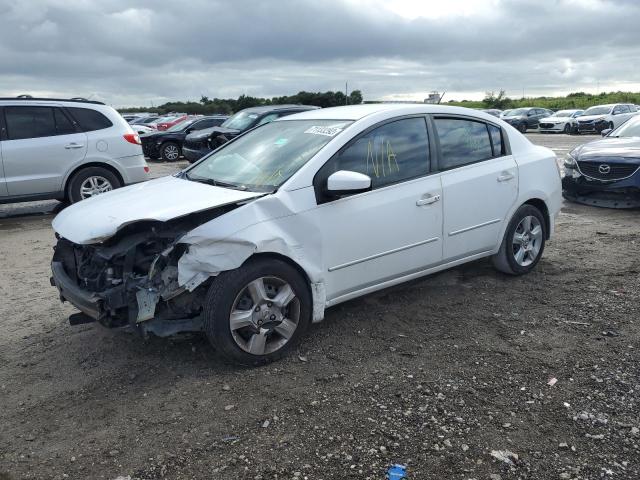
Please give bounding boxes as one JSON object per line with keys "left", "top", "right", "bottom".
{"left": 160, "top": 142, "right": 181, "bottom": 161}
{"left": 67, "top": 166, "right": 121, "bottom": 203}
{"left": 492, "top": 204, "right": 546, "bottom": 275}
{"left": 203, "top": 258, "right": 312, "bottom": 366}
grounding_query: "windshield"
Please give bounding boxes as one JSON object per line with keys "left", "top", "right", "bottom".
{"left": 583, "top": 106, "right": 611, "bottom": 116}
{"left": 165, "top": 119, "right": 195, "bottom": 132}
{"left": 187, "top": 120, "right": 352, "bottom": 191}
{"left": 222, "top": 111, "right": 261, "bottom": 131}
{"left": 505, "top": 109, "right": 527, "bottom": 117}
{"left": 609, "top": 115, "right": 640, "bottom": 138}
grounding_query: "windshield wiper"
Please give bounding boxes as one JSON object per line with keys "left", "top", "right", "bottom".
{"left": 184, "top": 172, "right": 247, "bottom": 190}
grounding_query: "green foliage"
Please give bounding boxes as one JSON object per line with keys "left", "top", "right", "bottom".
{"left": 119, "top": 90, "right": 364, "bottom": 115}
{"left": 448, "top": 91, "right": 640, "bottom": 110}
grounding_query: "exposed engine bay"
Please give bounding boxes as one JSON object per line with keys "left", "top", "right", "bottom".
{"left": 51, "top": 206, "right": 236, "bottom": 335}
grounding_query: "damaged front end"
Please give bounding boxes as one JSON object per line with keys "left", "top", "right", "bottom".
{"left": 51, "top": 207, "right": 235, "bottom": 336}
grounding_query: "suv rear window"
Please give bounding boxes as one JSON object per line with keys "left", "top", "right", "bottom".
{"left": 66, "top": 107, "right": 113, "bottom": 131}
{"left": 5, "top": 106, "right": 57, "bottom": 140}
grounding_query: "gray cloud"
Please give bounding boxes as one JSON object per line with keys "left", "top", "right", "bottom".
{"left": 1, "top": 0, "right": 639, "bottom": 106}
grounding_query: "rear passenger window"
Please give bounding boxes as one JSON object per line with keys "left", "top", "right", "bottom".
{"left": 66, "top": 107, "right": 113, "bottom": 131}
{"left": 5, "top": 106, "right": 56, "bottom": 140}
{"left": 323, "top": 117, "right": 430, "bottom": 189}
{"left": 54, "top": 108, "right": 76, "bottom": 135}
{"left": 434, "top": 118, "right": 493, "bottom": 170}
{"left": 488, "top": 124, "right": 504, "bottom": 157}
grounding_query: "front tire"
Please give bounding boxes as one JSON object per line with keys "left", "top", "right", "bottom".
{"left": 563, "top": 123, "right": 571, "bottom": 134}
{"left": 67, "top": 166, "right": 121, "bottom": 203}
{"left": 518, "top": 123, "right": 527, "bottom": 133}
{"left": 160, "top": 142, "right": 181, "bottom": 161}
{"left": 203, "top": 258, "right": 312, "bottom": 365}
{"left": 492, "top": 204, "right": 546, "bottom": 275}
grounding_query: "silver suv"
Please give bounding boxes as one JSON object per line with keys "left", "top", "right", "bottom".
{"left": 0, "top": 97, "right": 149, "bottom": 204}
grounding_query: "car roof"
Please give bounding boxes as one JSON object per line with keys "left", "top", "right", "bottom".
{"left": 239, "top": 104, "right": 320, "bottom": 114}
{"left": 279, "top": 103, "right": 511, "bottom": 121}
{"left": 0, "top": 97, "right": 105, "bottom": 105}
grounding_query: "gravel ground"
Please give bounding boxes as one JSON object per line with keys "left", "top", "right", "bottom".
{"left": 1, "top": 135, "right": 639, "bottom": 480}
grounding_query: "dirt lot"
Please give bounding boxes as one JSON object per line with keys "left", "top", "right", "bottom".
{"left": 1, "top": 137, "right": 639, "bottom": 480}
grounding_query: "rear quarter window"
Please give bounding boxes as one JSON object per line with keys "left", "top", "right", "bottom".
{"left": 66, "top": 107, "right": 113, "bottom": 132}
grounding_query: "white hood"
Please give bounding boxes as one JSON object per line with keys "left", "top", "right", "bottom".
{"left": 52, "top": 176, "right": 264, "bottom": 244}
{"left": 577, "top": 114, "right": 607, "bottom": 122}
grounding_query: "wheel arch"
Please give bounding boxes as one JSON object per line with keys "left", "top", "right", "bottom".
{"left": 522, "top": 197, "right": 551, "bottom": 239}
{"left": 64, "top": 162, "right": 125, "bottom": 200}
{"left": 242, "top": 251, "right": 326, "bottom": 323}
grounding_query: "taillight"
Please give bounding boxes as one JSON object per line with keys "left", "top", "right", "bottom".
{"left": 143, "top": 166, "right": 150, "bottom": 173}
{"left": 123, "top": 133, "right": 141, "bottom": 145}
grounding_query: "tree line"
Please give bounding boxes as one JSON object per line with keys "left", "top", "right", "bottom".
{"left": 119, "top": 90, "right": 363, "bottom": 115}
{"left": 451, "top": 90, "right": 640, "bottom": 110}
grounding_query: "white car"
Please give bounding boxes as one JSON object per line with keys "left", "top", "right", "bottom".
{"left": 538, "top": 109, "right": 584, "bottom": 134}
{"left": 0, "top": 97, "right": 149, "bottom": 204}
{"left": 576, "top": 103, "right": 638, "bottom": 134}
{"left": 51, "top": 104, "right": 562, "bottom": 364}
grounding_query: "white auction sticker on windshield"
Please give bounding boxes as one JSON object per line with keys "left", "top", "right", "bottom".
{"left": 304, "top": 126, "right": 343, "bottom": 137}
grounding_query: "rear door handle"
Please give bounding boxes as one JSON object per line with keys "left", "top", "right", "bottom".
{"left": 416, "top": 194, "right": 440, "bottom": 206}
{"left": 497, "top": 172, "right": 515, "bottom": 182}
{"left": 65, "top": 143, "right": 84, "bottom": 149}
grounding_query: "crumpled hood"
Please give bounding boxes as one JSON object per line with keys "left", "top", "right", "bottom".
{"left": 186, "top": 126, "right": 239, "bottom": 141}
{"left": 52, "top": 176, "right": 264, "bottom": 244}
{"left": 577, "top": 114, "right": 607, "bottom": 122}
{"left": 573, "top": 137, "right": 640, "bottom": 161}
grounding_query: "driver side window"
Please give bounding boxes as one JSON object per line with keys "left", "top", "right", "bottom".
{"left": 321, "top": 117, "right": 430, "bottom": 190}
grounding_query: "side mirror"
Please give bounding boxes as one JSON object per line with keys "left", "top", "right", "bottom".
{"left": 601, "top": 129, "right": 612, "bottom": 137}
{"left": 326, "top": 170, "right": 371, "bottom": 196}
{"left": 185, "top": 128, "right": 192, "bottom": 134}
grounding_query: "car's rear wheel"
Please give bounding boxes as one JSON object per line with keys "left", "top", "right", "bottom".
{"left": 492, "top": 204, "right": 546, "bottom": 275}
{"left": 518, "top": 123, "right": 527, "bottom": 133}
{"left": 203, "top": 258, "right": 312, "bottom": 365}
{"left": 68, "top": 166, "right": 121, "bottom": 203}
{"left": 161, "top": 142, "right": 181, "bottom": 161}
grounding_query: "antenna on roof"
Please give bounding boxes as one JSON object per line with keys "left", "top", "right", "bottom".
{"left": 17, "top": 94, "right": 33, "bottom": 98}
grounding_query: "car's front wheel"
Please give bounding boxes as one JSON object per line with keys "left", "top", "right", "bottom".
{"left": 518, "top": 123, "right": 527, "bottom": 133}
{"left": 68, "top": 166, "right": 121, "bottom": 203}
{"left": 203, "top": 258, "right": 312, "bottom": 365}
{"left": 492, "top": 204, "right": 546, "bottom": 275}
{"left": 161, "top": 142, "right": 181, "bottom": 161}
{"left": 563, "top": 123, "right": 571, "bottom": 134}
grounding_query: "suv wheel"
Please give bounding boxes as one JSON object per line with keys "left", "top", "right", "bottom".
{"left": 492, "top": 204, "right": 546, "bottom": 275}
{"left": 161, "top": 142, "right": 180, "bottom": 161}
{"left": 68, "top": 167, "right": 121, "bottom": 203}
{"left": 203, "top": 258, "right": 312, "bottom": 365}
{"left": 518, "top": 123, "right": 527, "bottom": 133}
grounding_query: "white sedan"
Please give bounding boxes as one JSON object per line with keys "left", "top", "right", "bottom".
{"left": 51, "top": 104, "right": 562, "bottom": 364}
{"left": 538, "top": 109, "right": 584, "bottom": 133}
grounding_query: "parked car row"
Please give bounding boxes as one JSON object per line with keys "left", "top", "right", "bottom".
{"left": 481, "top": 104, "right": 639, "bottom": 134}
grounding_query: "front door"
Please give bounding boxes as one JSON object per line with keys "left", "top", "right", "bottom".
{"left": 2, "top": 105, "right": 87, "bottom": 196}
{"left": 308, "top": 116, "right": 443, "bottom": 301}
{"left": 432, "top": 117, "right": 518, "bottom": 261}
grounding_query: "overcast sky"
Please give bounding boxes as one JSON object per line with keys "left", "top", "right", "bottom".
{"left": 1, "top": 0, "right": 639, "bottom": 107}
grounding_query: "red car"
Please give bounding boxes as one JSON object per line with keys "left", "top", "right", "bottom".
{"left": 156, "top": 114, "right": 188, "bottom": 131}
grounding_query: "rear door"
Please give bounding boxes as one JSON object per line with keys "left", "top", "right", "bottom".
{"left": 2, "top": 105, "right": 87, "bottom": 196}
{"left": 433, "top": 116, "right": 518, "bottom": 261}
{"left": 0, "top": 108, "right": 8, "bottom": 197}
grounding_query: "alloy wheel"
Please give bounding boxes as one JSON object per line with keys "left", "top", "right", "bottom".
{"left": 163, "top": 144, "right": 180, "bottom": 161}
{"left": 512, "top": 215, "right": 543, "bottom": 267}
{"left": 229, "top": 276, "right": 300, "bottom": 356}
{"left": 79, "top": 176, "right": 113, "bottom": 199}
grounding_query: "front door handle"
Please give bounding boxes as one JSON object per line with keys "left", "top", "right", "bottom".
{"left": 497, "top": 172, "right": 515, "bottom": 182}
{"left": 65, "top": 143, "right": 84, "bottom": 149}
{"left": 416, "top": 194, "right": 441, "bottom": 206}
